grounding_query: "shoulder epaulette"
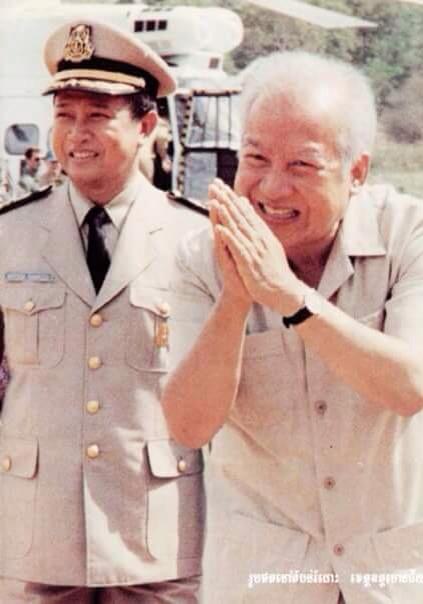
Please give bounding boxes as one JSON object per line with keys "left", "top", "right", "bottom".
{"left": 0, "top": 186, "right": 52, "bottom": 216}
{"left": 167, "top": 190, "right": 209, "bottom": 217}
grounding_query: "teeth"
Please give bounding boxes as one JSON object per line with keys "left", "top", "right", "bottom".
{"left": 71, "top": 151, "right": 97, "bottom": 159}
{"left": 258, "top": 202, "right": 299, "bottom": 218}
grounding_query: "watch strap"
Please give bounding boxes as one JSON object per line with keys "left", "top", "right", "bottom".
{"left": 282, "top": 306, "right": 313, "bottom": 328}
{"left": 282, "top": 288, "right": 322, "bottom": 328}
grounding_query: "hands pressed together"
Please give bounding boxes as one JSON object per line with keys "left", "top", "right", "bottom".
{"left": 208, "top": 179, "right": 305, "bottom": 317}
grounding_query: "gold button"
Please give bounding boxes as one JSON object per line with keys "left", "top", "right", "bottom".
{"left": 333, "top": 544, "right": 345, "bottom": 557}
{"left": 24, "top": 300, "right": 35, "bottom": 312}
{"left": 177, "top": 458, "right": 187, "bottom": 473}
{"left": 1, "top": 456, "right": 11, "bottom": 472}
{"left": 157, "top": 301, "right": 171, "bottom": 317}
{"left": 87, "top": 444, "right": 100, "bottom": 459}
{"left": 86, "top": 400, "right": 100, "bottom": 414}
{"left": 90, "top": 314, "right": 103, "bottom": 328}
{"left": 88, "top": 356, "right": 102, "bottom": 370}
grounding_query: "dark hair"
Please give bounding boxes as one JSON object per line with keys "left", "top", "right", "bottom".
{"left": 126, "top": 91, "right": 157, "bottom": 120}
{"left": 24, "top": 147, "right": 40, "bottom": 160}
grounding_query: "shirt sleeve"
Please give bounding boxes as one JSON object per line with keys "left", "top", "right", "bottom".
{"left": 170, "top": 225, "right": 221, "bottom": 303}
{"left": 167, "top": 226, "right": 218, "bottom": 369}
{"left": 384, "top": 199, "right": 423, "bottom": 348}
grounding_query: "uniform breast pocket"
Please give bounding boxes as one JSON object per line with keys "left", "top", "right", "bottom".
{"left": 126, "top": 286, "right": 211, "bottom": 373}
{"left": 1, "top": 286, "right": 66, "bottom": 368}
{"left": 126, "top": 287, "right": 171, "bottom": 372}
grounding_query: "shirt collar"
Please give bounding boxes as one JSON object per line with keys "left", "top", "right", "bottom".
{"left": 316, "top": 185, "right": 387, "bottom": 299}
{"left": 338, "top": 184, "right": 387, "bottom": 258}
{"left": 68, "top": 171, "right": 142, "bottom": 231}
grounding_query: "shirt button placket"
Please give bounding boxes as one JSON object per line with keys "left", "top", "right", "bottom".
{"left": 323, "top": 476, "right": 336, "bottom": 490}
{"left": 315, "top": 400, "right": 328, "bottom": 416}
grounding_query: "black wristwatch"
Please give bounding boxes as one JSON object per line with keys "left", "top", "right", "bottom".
{"left": 282, "top": 289, "right": 322, "bottom": 328}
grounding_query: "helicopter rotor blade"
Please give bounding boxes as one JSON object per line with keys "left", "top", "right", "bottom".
{"left": 246, "top": 0, "right": 377, "bottom": 29}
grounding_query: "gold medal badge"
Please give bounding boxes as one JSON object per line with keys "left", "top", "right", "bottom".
{"left": 154, "top": 317, "right": 170, "bottom": 349}
{"left": 63, "top": 24, "right": 95, "bottom": 63}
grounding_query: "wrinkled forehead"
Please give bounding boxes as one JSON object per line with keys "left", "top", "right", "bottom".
{"left": 244, "top": 86, "right": 346, "bottom": 147}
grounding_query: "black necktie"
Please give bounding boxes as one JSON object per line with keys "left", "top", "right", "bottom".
{"left": 84, "top": 206, "right": 111, "bottom": 293}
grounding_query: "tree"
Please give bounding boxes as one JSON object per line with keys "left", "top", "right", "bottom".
{"left": 382, "top": 72, "right": 423, "bottom": 143}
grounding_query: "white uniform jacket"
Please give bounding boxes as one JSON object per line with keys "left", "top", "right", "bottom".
{"left": 0, "top": 176, "right": 207, "bottom": 586}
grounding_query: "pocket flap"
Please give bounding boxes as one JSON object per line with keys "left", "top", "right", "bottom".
{"left": 1, "top": 286, "right": 65, "bottom": 315}
{"left": 373, "top": 521, "right": 423, "bottom": 569}
{"left": 129, "top": 287, "right": 170, "bottom": 317}
{"left": 355, "top": 307, "right": 385, "bottom": 327}
{"left": 146, "top": 439, "right": 203, "bottom": 478}
{"left": 0, "top": 435, "right": 38, "bottom": 478}
{"left": 243, "top": 328, "right": 284, "bottom": 359}
{"left": 130, "top": 286, "right": 210, "bottom": 323}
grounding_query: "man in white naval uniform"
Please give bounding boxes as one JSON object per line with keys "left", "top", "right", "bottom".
{"left": 0, "top": 18, "right": 207, "bottom": 604}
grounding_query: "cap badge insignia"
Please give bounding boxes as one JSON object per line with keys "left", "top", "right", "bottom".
{"left": 63, "top": 24, "right": 95, "bottom": 63}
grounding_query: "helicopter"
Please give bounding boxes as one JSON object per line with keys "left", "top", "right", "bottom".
{"left": 0, "top": 0, "right": 415, "bottom": 201}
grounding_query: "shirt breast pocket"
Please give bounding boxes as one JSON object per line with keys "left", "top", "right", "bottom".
{"left": 356, "top": 307, "right": 385, "bottom": 331}
{"left": 1, "top": 286, "right": 66, "bottom": 368}
{"left": 234, "top": 329, "right": 294, "bottom": 431}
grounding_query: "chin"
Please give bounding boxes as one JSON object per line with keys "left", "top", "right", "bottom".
{"left": 68, "top": 165, "right": 98, "bottom": 179}
{"left": 267, "top": 221, "right": 297, "bottom": 241}
{"left": 71, "top": 173, "right": 100, "bottom": 189}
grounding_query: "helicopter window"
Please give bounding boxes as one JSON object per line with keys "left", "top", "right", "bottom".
{"left": 5, "top": 124, "right": 39, "bottom": 156}
{"left": 158, "top": 20, "right": 167, "bottom": 31}
{"left": 146, "top": 20, "right": 156, "bottom": 32}
{"left": 172, "top": 90, "right": 241, "bottom": 199}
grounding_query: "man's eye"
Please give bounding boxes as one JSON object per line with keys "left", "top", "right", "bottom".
{"left": 245, "top": 153, "right": 266, "bottom": 163}
{"left": 290, "top": 160, "right": 314, "bottom": 168}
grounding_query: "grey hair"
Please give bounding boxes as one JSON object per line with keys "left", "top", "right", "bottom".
{"left": 239, "top": 51, "right": 377, "bottom": 163}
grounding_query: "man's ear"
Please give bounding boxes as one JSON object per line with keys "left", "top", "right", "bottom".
{"left": 350, "top": 153, "right": 370, "bottom": 189}
{"left": 139, "top": 110, "right": 158, "bottom": 138}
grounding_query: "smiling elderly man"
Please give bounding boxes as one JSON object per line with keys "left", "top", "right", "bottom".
{"left": 162, "top": 51, "right": 423, "bottom": 604}
{"left": 0, "top": 19, "right": 207, "bottom": 604}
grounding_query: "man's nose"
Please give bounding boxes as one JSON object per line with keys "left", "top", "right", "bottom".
{"left": 260, "top": 169, "right": 294, "bottom": 199}
{"left": 67, "top": 117, "right": 90, "bottom": 142}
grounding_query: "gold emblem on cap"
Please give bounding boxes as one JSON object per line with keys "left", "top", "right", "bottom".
{"left": 63, "top": 24, "right": 95, "bottom": 63}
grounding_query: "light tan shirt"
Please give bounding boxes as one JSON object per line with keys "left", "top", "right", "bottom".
{"left": 173, "top": 184, "right": 423, "bottom": 604}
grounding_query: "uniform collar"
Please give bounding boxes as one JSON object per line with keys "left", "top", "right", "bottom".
{"left": 40, "top": 176, "right": 167, "bottom": 309}
{"left": 68, "top": 171, "right": 142, "bottom": 231}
